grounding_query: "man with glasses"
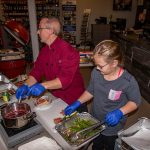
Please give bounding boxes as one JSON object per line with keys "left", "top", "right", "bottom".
{"left": 16, "top": 17, "right": 87, "bottom": 113}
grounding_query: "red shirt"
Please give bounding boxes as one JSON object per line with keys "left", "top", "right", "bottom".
{"left": 29, "top": 37, "right": 85, "bottom": 104}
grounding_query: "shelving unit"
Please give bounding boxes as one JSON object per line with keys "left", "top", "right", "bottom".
{"left": 80, "top": 9, "right": 91, "bottom": 46}
{"left": 35, "top": 0, "right": 60, "bottom": 24}
{"left": 1, "top": 0, "right": 28, "bottom": 22}
{"left": 0, "top": 0, "right": 78, "bottom": 46}
{"left": 62, "top": 0, "right": 76, "bottom": 45}
{"left": 0, "top": 0, "right": 60, "bottom": 27}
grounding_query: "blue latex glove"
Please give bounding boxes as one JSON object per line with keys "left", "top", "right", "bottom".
{"left": 27, "top": 83, "right": 46, "bottom": 97}
{"left": 16, "top": 84, "right": 29, "bottom": 100}
{"left": 105, "top": 109, "right": 123, "bottom": 126}
{"left": 64, "top": 100, "right": 81, "bottom": 115}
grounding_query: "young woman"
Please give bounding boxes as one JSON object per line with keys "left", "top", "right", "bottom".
{"left": 64, "top": 40, "right": 141, "bottom": 150}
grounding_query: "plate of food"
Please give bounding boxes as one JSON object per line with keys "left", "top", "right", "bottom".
{"left": 34, "top": 95, "right": 52, "bottom": 110}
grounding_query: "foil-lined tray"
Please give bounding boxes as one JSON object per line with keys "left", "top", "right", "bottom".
{"left": 118, "top": 117, "right": 150, "bottom": 150}
{"left": 55, "top": 112, "right": 105, "bottom": 147}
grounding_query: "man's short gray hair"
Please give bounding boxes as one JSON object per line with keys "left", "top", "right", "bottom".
{"left": 44, "top": 17, "right": 61, "bottom": 35}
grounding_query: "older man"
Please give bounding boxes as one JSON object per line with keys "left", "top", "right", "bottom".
{"left": 16, "top": 17, "right": 87, "bottom": 112}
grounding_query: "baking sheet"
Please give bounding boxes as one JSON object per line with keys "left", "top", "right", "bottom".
{"left": 55, "top": 112, "right": 102, "bottom": 146}
{"left": 122, "top": 128, "right": 150, "bottom": 150}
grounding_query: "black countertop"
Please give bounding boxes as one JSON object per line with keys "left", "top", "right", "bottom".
{"left": 111, "top": 30, "right": 150, "bottom": 51}
{"left": 111, "top": 30, "right": 150, "bottom": 103}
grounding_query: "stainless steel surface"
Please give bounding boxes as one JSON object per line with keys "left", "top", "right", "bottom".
{"left": 0, "top": 118, "right": 44, "bottom": 149}
{"left": 0, "top": 73, "right": 10, "bottom": 84}
{"left": 0, "top": 74, "right": 18, "bottom": 106}
{"left": 118, "top": 117, "right": 150, "bottom": 138}
{"left": 55, "top": 112, "right": 103, "bottom": 147}
{"left": 0, "top": 74, "right": 17, "bottom": 88}
{"left": 118, "top": 117, "right": 150, "bottom": 150}
{"left": 121, "top": 130, "right": 140, "bottom": 138}
{"left": 0, "top": 83, "right": 16, "bottom": 94}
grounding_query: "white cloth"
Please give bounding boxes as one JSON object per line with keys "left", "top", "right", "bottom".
{"left": 18, "top": 136, "right": 62, "bottom": 150}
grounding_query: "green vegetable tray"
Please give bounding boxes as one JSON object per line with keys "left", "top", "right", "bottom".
{"left": 55, "top": 112, "right": 105, "bottom": 147}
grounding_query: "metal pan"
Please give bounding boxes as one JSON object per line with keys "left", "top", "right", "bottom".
{"left": 1, "top": 102, "right": 36, "bottom": 128}
{"left": 55, "top": 112, "right": 106, "bottom": 147}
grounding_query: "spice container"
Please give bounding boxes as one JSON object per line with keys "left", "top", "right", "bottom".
{"left": 2, "top": 92, "right": 10, "bottom": 103}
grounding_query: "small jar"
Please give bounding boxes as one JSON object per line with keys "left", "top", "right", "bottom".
{"left": 2, "top": 92, "right": 10, "bottom": 103}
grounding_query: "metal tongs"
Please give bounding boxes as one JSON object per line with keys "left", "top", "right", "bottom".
{"left": 70, "top": 120, "right": 106, "bottom": 142}
{"left": 63, "top": 111, "right": 78, "bottom": 121}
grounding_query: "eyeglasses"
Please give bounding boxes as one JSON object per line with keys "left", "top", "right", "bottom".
{"left": 97, "top": 63, "right": 109, "bottom": 70}
{"left": 37, "top": 28, "right": 51, "bottom": 31}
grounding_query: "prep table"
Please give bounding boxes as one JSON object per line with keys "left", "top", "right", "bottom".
{"left": 0, "top": 73, "right": 100, "bottom": 150}
{"left": 0, "top": 74, "right": 62, "bottom": 150}
{"left": 0, "top": 94, "right": 66, "bottom": 150}
{"left": 0, "top": 92, "right": 101, "bottom": 150}
{"left": 0, "top": 89, "right": 90, "bottom": 150}
{"left": 1, "top": 74, "right": 149, "bottom": 150}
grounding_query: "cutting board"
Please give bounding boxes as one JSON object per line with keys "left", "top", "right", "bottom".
{"left": 34, "top": 98, "right": 68, "bottom": 130}
{"left": 34, "top": 98, "right": 80, "bottom": 150}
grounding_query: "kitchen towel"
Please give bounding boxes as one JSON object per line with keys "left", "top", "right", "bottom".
{"left": 18, "top": 136, "right": 62, "bottom": 150}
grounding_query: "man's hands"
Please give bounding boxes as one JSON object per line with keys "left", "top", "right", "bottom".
{"left": 105, "top": 109, "right": 123, "bottom": 126}
{"left": 27, "top": 83, "right": 46, "bottom": 96}
{"left": 16, "top": 84, "right": 29, "bottom": 100}
{"left": 64, "top": 100, "right": 81, "bottom": 115}
{"left": 16, "top": 83, "right": 46, "bottom": 100}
